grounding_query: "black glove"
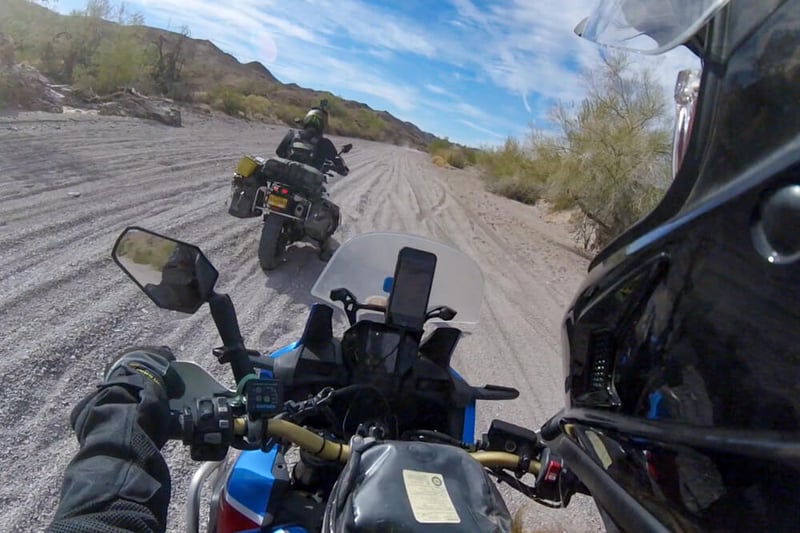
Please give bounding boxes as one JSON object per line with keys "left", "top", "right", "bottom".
{"left": 104, "top": 344, "right": 177, "bottom": 391}
{"left": 71, "top": 345, "right": 181, "bottom": 449}
{"left": 334, "top": 158, "right": 349, "bottom": 176}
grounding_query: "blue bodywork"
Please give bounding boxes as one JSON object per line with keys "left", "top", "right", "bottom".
{"left": 227, "top": 339, "right": 476, "bottom": 531}
{"left": 225, "top": 447, "right": 279, "bottom": 526}
{"left": 269, "top": 341, "right": 299, "bottom": 359}
{"left": 450, "top": 367, "right": 477, "bottom": 444}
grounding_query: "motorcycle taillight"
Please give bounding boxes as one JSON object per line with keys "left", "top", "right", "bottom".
{"left": 215, "top": 489, "right": 260, "bottom": 533}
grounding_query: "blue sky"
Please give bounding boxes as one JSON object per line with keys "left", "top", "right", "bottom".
{"left": 57, "top": 0, "right": 699, "bottom": 146}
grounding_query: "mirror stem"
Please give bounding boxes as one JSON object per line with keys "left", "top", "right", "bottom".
{"left": 209, "top": 292, "right": 255, "bottom": 383}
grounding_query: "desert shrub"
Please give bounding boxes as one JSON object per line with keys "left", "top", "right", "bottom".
{"left": 431, "top": 155, "right": 447, "bottom": 167}
{"left": 487, "top": 177, "right": 543, "bottom": 205}
{"left": 427, "top": 137, "right": 473, "bottom": 169}
{"left": 244, "top": 93, "right": 271, "bottom": 118}
{"left": 73, "top": 29, "right": 148, "bottom": 93}
{"left": 446, "top": 149, "right": 466, "bottom": 169}
{"left": 210, "top": 87, "right": 245, "bottom": 116}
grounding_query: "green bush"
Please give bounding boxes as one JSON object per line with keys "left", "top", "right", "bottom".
{"left": 274, "top": 103, "right": 306, "bottom": 126}
{"left": 428, "top": 137, "right": 452, "bottom": 154}
{"left": 487, "top": 177, "right": 543, "bottom": 205}
{"left": 244, "top": 93, "right": 271, "bottom": 118}
{"left": 73, "top": 30, "right": 148, "bottom": 93}
{"left": 216, "top": 88, "right": 245, "bottom": 116}
{"left": 464, "top": 148, "right": 479, "bottom": 166}
{"left": 446, "top": 149, "right": 466, "bottom": 169}
{"left": 0, "top": 72, "right": 20, "bottom": 108}
{"left": 427, "top": 137, "right": 475, "bottom": 169}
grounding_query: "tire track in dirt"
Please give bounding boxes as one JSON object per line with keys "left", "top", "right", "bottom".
{"left": 0, "top": 112, "right": 601, "bottom": 532}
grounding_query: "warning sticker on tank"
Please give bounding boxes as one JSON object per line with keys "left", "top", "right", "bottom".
{"left": 402, "top": 469, "right": 461, "bottom": 524}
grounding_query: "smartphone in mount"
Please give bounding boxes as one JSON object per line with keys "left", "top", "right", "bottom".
{"left": 386, "top": 247, "right": 437, "bottom": 331}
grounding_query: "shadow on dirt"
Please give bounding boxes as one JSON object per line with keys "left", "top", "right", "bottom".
{"left": 263, "top": 242, "right": 333, "bottom": 307}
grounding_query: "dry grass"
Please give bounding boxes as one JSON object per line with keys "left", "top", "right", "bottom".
{"left": 428, "top": 137, "right": 477, "bottom": 169}
{"left": 432, "top": 155, "right": 448, "bottom": 167}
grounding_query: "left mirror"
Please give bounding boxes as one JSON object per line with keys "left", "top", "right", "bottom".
{"left": 112, "top": 227, "right": 219, "bottom": 314}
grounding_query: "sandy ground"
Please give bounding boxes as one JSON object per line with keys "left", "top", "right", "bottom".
{"left": 0, "top": 110, "right": 602, "bottom": 532}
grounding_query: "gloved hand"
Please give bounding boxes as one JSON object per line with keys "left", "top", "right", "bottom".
{"left": 104, "top": 344, "right": 178, "bottom": 392}
{"left": 71, "top": 345, "right": 182, "bottom": 449}
{"left": 334, "top": 158, "right": 349, "bottom": 176}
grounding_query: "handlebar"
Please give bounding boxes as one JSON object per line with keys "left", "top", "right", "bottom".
{"left": 231, "top": 416, "right": 541, "bottom": 475}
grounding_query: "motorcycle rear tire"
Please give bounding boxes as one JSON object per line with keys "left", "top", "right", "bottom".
{"left": 259, "top": 216, "right": 285, "bottom": 271}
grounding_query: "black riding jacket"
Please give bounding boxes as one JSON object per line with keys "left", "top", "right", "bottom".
{"left": 46, "top": 370, "right": 171, "bottom": 532}
{"left": 276, "top": 129, "right": 348, "bottom": 175}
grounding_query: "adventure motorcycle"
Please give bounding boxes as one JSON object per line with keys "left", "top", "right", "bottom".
{"left": 227, "top": 143, "right": 352, "bottom": 271}
{"left": 112, "top": 228, "right": 582, "bottom": 533}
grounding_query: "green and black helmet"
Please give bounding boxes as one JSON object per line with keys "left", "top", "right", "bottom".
{"left": 302, "top": 108, "right": 328, "bottom": 134}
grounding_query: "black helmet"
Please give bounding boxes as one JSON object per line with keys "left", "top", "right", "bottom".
{"left": 161, "top": 243, "right": 198, "bottom": 286}
{"left": 543, "top": 1, "right": 800, "bottom": 531}
{"left": 144, "top": 244, "right": 203, "bottom": 313}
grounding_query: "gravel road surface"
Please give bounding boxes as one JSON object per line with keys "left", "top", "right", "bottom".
{"left": 0, "top": 110, "right": 602, "bottom": 532}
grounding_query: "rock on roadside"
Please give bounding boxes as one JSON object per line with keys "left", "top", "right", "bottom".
{"left": 94, "top": 88, "right": 182, "bottom": 127}
{"left": 1, "top": 63, "right": 181, "bottom": 127}
{"left": 0, "top": 63, "right": 63, "bottom": 113}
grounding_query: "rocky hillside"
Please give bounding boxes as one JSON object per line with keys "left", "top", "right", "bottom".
{"left": 0, "top": 0, "right": 438, "bottom": 148}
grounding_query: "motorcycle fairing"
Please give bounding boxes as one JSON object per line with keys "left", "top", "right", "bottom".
{"left": 224, "top": 446, "right": 288, "bottom": 527}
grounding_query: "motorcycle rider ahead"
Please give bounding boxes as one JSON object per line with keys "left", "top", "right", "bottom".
{"left": 276, "top": 101, "right": 349, "bottom": 177}
{"left": 275, "top": 100, "right": 349, "bottom": 260}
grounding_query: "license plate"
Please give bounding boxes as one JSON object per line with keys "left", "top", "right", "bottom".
{"left": 267, "top": 195, "right": 288, "bottom": 209}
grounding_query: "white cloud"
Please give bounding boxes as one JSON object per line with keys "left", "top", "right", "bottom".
{"left": 425, "top": 84, "right": 453, "bottom": 96}
{"left": 136, "top": 0, "right": 324, "bottom": 45}
{"left": 366, "top": 48, "right": 394, "bottom": 60}
{"left": 455, "top": 102, "right": 486, "bottom": 119}
{"left": 459, "top": 119, "right": 505, "bottom": 139}
{"left": 441, "top": 0, "right": 698, "bottom": 116}
{"left": 274, "top": 56, "right": 420, "bottom": 113}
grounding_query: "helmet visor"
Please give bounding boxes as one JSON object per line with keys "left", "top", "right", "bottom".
{"left": 304, "top": 111, "right": 325, "bottom": 132}
{"left": 580, "top": 0, "right": 730, "bottom": 54}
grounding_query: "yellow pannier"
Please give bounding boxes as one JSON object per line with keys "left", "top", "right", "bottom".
{"left": 236, "top": 155, "right": 260, "bottom": 178}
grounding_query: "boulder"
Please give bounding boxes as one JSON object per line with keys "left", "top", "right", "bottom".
{"left": 96, "top": 88, "right": 182, "bottom": 127}
{"left": 0, "top": 63, "right": 63, "bottom": 113}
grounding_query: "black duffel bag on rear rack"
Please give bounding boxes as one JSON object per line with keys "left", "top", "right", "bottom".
{"left": 262, "top": 156, "right": 326, "bottom": 199}
{"left": 228, "top": 155, "right": 268, "bottom": 218}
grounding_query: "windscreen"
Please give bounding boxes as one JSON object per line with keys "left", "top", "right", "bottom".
{"left": 580, "top": 0, "right": 730, "bottom": 54}
{"left": 311, "top": 233, "right": 484, "bottom": 324}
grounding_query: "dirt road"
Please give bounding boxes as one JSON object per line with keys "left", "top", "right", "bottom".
{"left": 0, "top": 111, "right": 602, "bottom": 532}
